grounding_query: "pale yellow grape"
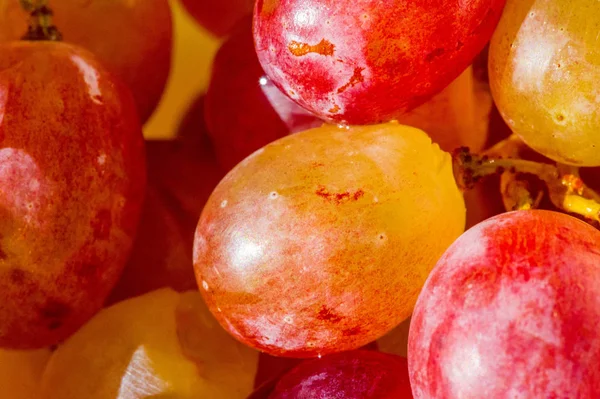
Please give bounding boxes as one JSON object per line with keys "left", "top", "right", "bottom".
{"left": 489, "top": 0, "right": 600, "bottom": 166}
{"left": 0, "top": 348, "right": 51, "bottom": 399}
{"left": 40, "top": 289, "right": 258, "bottom": 399}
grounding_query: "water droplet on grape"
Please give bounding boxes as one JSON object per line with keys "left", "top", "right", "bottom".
{"left": 220, "top": 200, "right": 228, "bottom": 208}
{"left": 259, "top": 76, "right": 268, "bottom": 86}
{"left": 202, "top": 281, "right": 209, "bottom": 291}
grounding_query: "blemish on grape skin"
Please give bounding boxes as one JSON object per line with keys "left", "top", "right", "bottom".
{"left": 315, "top": 186, "right": 365, "bottom": 204}
{"left": 343, "top": 326, "right": 361, "bottom": 336}
{"left": 220, "top": 200, "right": 228, "bottom": 208}
{"left": 288, "top": 39, "right": 335, "bottom": 57}
{"left": 317, "top": 306, "right": 342, "bottom": 323}
{"left": 39, "top": 299, "right": 71, "bottom": 328}
{"left": 8, "top": 268, "right": 25, "bottom": 283}
{"left": 337, "top": 67, "right": 365, "bottom": 94}
{"left": 91, "top": 209, "right": 112, "bottom": 240}
{"left": 269, "top": 191, "right": 279, "bottom": 199}
{"left": 202, "top": 280, "right": 209, "bottom": 291}
{"left": 329, "top": 104, "right": 340, "bottom": 113}
{"left": 425, "top": 47, "right": 446, "bottom": 62}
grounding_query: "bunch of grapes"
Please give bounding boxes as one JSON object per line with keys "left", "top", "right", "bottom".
{"left": 1, "top": 0, "right": 600, "bottom": 398}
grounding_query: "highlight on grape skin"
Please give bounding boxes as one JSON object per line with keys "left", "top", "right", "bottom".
{"left": 489, "top": 0, "right": 600, "bottom": 166}
{"left": 193, "top": 122, "right": 466, "bottom": 357}
{"left": 254, "top": 0, "right": 506, "bottom": 124}
{"left": 40, "top": 289, "right": 259, "bottom": 399}
{"left": 408, "top": 210, "right": 600, "bottom": 398}
{"left": 0, "top": 41, "right": 146, "bottom": 350}
{"left": 4, "top": 0, "right": 600, "bottom": 396}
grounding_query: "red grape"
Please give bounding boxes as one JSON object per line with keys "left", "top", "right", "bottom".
{"left": 0, "top": 41, "right": 145, "bottom": 349}
{"left": 0, "top": 0, "right": 173, "bottom": 123}
{"left": 254, "top": 0, "right": 506, "bottom": 124}
{"left": 181, "top": 0, "right": 254, "bottom": 37}
{"left": 194, "top": 122, "right": 465, "bottom": 357}
{"left": 409, "top": 210, "right": 600, "bottom": 398}
{"left": 205, "top": 19, "right": 322, "bottom": 171}
{"left": 109, "top": 108, "right": 226, "bottom": 303}
{"left": 268, "top": 350, "right": 412, "bottom": 398}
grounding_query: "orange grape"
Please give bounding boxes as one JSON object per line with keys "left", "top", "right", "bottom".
{"left": 194, "top": 122, "right": 466, "bottom": 357}
{"left": 0, "top": 348, "right": 51, "bottom": 399}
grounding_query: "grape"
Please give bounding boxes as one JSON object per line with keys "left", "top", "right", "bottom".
{"left": 378, "top": 317, "right": 411, "bottom": 358}
{"left": 180, "top": 0, "right": 254, "bottom": 37}
{"left": 0, "top": 41, "right": 146, "bottom": 349}
{"left": 267, "top": 350, "right": 412, "bottom": 398}
{"left": 254, "top": 341, "right": 379, "bottom": 389}
{"left": 0, "top": 0, "right": 173, "bottom": 123}
{"left": 489, "top": 0, "right": 600, "bottom": 166}
{"left": 41, "top": 289, "right": 259, "bottom": 399}
{"left": 409, "top": 210, "right": 600, "bottom": 398}
{"left": 0, "top": 348, "right": 51, "bottom": 399}
{"left": 208, "top": 17, "right": 493, "bottom": 171}
{"left": 254, "top": 0, "right": 505, "bottom": 124}
{"left": 108, "top": 138, "right": 225, "bottom": 303}
{"left": 397, "top": 66, "right": 492, "bottom": 154}
{"left": 205, "top": 19, "right": 323, "bottom": 171}
{"left": 254, "top": 353, "right": 303, "bottom": 390}
{"left": 194, "top": 122, "right": 465, "bottom": 357}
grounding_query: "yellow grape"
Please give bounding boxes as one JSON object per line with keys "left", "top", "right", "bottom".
{"left": 489, "top": 0, "right": 600, "bottom": 166}
{"left": 0, "top": 348, "right": 51, "bottom": 398}
{"left": 194, "top": 122, "right": 466, "bottom": 357}
{"left": 40, "top": 289, "right": 258, "bottom": 399}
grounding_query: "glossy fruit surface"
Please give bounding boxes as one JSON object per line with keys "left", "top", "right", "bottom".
{"left": 0, "top": 0, "right": 173, "bottom": 123}
{"left": 0, "top": 348, "right": 51, "bottom": 399}
{"left": 181, "top": 0, "right": 254, "bottom": 37}
{"left": 0, "top": 41, "right": 146, "bottom": 349}
{"left": 397, "top": 66, "right": 492, "bottom": 154}
{"left": 489, "top": 0, "right": 600, "bottom": 166}
{"left": 254, "top": 0, "right": 505, "bottom": 124}
{"left": 194, "top": 122, "right": 465, "bottom": 357}
{"left": 108, "top": 137, "right": 224, "bottom": 303}
{"left": 205, "top": 19, "right": 322, "bottom": 171}
{"left": 41, "top": 289, "right": 259, "bottom": 399}
{"left": 409, "top": 210, "right": 600, "bottom": 398}
{"left": 268, "top": 350, "right": 412, "bottom": 398}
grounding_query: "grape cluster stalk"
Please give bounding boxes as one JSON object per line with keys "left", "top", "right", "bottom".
{"left": 19, "top": 0, "right": 61, "bottom": 41}
{"left": 455, "top": 135, "right": 600, "bottom": 227}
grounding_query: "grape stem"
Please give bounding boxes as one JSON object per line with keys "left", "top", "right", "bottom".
{"left": 454, "top": 136, "right": 600, "bottom": 226}
{"left": 19, "top": 0, "right": 62, "bottom": 41}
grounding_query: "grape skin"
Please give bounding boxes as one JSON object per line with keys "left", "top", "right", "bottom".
{"left": 268, "top": 350, "right": 413, "bottom": 398}
{"left": 254, "top": 0, "right": 506, "bottom": 124}
{"left": 0, "top": 41, "right": 146, "bottom": 349}
{"left": 194, "top": 122, "right": 465, "bottom": 357}
{"left": 0, "top": 0, "right": 173, "bottom": 123}
{"left": 40, "top": 289, "right": 259, "bottom": 399}
{"left": 409, "top": 210, "right": 600, "bottom": 398}
{"left": 489, "top": 0, "right": 600, "bottom": 166}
